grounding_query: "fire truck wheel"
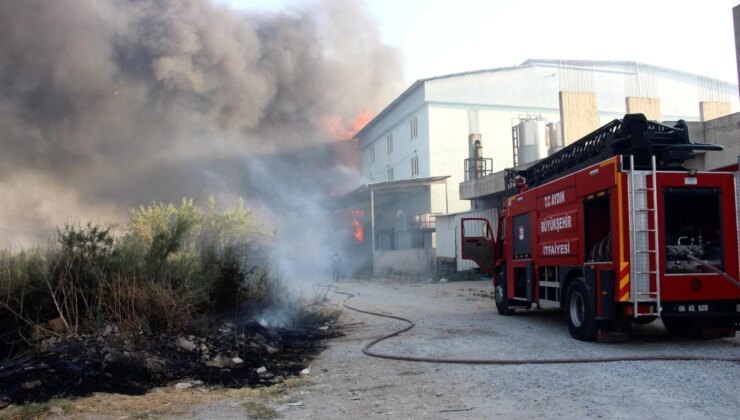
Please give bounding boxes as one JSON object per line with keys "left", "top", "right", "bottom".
{"left": 565, "top": 279, "right": 597, "bottom": 341}
{"left": 494, "top": 274, "right": 514, "bottom": 316}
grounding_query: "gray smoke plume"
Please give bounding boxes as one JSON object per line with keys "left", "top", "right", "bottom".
{"left": 0, "top": 0, "right": 402, "bottom": 254}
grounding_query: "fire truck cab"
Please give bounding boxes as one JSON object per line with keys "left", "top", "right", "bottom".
{"left": 462, "top": 114, "right": 740, "bottom": 341}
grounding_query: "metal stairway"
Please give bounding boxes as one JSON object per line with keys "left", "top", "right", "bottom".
{"left": 628, "top": 155, "right": 662, "bottom": 317}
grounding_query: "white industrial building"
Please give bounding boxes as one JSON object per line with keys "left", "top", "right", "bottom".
{"left": 351, "top": 59, "right": 739, "bottom": 275}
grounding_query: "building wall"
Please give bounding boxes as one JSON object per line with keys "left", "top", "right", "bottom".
{"left": 373, "top": 248, "right": 436, "bottom": 276}
{"left": 427, "top": 104, "right": 470, "bottom": 214}
{"left": 362, "top": 106, "right": 429, "bottom": 182}
{"left": 361, "top": 63, "right": 739, "bottom": 186}
{"left": 427, "top": 103, "right": 562, "bottom": 213}
{"left": 361, "top": 87, "right": 428, "bottom": 182}
{"left": 683, "top": 112, "right": 740, "bottom": 171}
{"left": 356, "top": 60, "right": 739, "bottom": 264}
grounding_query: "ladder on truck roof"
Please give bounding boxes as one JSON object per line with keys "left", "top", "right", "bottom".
{"left": 504, "top": 114, "right": 723, "bottom": 194}
{"left": 628, "top": 154, "right": 661, "bottom": 316}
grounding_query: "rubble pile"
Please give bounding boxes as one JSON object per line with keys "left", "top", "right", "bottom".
{"left": 0, "top": 319, "right": 339, "bottom": 404}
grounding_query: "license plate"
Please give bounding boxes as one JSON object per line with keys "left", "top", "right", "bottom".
{"left": 676, "top": 304, "right": 709, "bottom": 313}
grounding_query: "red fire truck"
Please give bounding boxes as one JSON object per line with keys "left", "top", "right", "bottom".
{"left": 462, "top": 114, "right": 740, "bottom": 341}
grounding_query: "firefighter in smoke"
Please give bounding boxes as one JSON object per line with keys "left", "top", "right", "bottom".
{"left": 331, "top": 252, "right": 341, "bottom": 283}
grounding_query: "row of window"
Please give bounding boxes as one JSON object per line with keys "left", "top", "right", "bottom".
{"left": 369, "top": 116, "right": 418, "bottom": 165}
{"left": 384, "top": 155, "right": 419, "bottom": 181}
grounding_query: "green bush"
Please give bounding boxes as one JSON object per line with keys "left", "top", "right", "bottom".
{"left": 0, "top": 198, "right": 278, "bottom": 341}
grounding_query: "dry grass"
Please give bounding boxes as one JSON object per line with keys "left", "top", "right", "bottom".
{"left": 0, "top": 378, "right": 310, "bottom": 419}
{"left": 242, "top": 401, "right": 279, "bottom": 419}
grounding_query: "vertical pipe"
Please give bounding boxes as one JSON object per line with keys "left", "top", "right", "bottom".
{"left": 370, "top": 188, "right": 375, "bottom": 275}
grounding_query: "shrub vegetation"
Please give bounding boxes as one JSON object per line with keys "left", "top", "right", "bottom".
{"left": 0, "top": 198, "right": 281, "bottom": 349}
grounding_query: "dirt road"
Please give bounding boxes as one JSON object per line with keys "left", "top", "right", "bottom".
{"left": 269, "top": 279, "right": 740, "bottom": 419}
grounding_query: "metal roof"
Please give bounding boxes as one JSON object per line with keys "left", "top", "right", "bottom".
{"left": 332, "top": 176, "right": 450, "bottom": 209}
{"left": 353, "top": 59, "right": 738, "bottom": 143}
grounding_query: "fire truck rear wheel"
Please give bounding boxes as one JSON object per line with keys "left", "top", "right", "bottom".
{"left": 565, "top": 278, "right": 597, "bottom": 341}
{"left": 494, "top": 273, "right": 514, "bottom": 316}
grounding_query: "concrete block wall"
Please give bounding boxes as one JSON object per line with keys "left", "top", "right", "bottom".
{"left": 699, "top": 101, "right": 731, "bottom": 122}
{"left": 373, "top": 248, "right": 436, "bottom": 276}
{"left": 625, "top": 96, "right": 661, "bottom": 120}
{"left": 559, "top": 91, "right": 598, "bottom": 145}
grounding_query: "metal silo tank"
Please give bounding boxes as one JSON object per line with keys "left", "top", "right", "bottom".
{"left": 517, "top": 120, "right": 547, "bottom": 165}
{"left": 546, "top": 122, "right": 564, "bottom": 156}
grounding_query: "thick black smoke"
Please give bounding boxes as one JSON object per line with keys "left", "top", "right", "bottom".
{"left": 0, "top": 0, "right": 401, "bottom": 248}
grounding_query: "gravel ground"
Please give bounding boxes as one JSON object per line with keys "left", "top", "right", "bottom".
{"left": 182, "top": 278, "right": 740, "bottom": 419}
{"left": 277, "top": 281, "right": 740, "bottom": 419}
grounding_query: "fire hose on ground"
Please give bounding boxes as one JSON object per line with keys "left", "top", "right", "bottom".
{"left": 330, "top": 285, "right": 740, "bottom": 365}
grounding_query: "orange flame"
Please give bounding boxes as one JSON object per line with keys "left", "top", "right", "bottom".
{"left": 346, "top": 209, "right": 364, "bottom": 243}
{"left": 352, "top": 219, "right": 363, "bottom": 243}
{"left": 317, "top": 110, "right": 372, "bottom": 140}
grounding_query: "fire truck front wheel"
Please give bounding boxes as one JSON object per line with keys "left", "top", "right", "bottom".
{"left": 565, "top": 278, "right": 597, "bottom": 341}
{"left": 494, "top": 273, "right": 514, "bottom": 316}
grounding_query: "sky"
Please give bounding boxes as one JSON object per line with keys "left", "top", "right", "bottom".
{"left": 218, "top": 0, "right": 740, "bottom": 88}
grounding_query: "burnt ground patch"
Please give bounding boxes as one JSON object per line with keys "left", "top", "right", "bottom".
{"left": 0, "top": 317, "right": 341, "bottom": 405}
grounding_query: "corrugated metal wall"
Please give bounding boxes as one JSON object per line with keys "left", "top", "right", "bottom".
{"left": 434, "top": 208, "right": 498, "bottom": 271}
{"left": 435, "top": 214, "right": 456, "bottom": 259}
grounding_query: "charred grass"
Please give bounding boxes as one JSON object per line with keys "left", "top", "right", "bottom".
{"left": 0, "top": 199, "right": 340, "bottom": 407}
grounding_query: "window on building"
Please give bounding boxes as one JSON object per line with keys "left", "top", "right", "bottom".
{"left": 410, "top": 116, "right": 418, "bottom": 139}
{"left": 386, "top": 133, "right": 393, "bottom": 154}
{"left": 411, "top": 155, "right": 419, "bottom": 177}
{"left": 369, "top": 144, "right": 375, "bottom": 164}
{"left": 387, "top": 166, "right": 394, "bottom": 181}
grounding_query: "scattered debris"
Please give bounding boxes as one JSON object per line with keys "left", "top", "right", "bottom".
{"left": 0, "top": 319, "right": 341, "bottom": 404}
{"left": 285, "top": 401, "right": 303, "bottom": 406}
{"left": 299, "top": 367, "right": 310, "bottom": 375}
{"left": 439, "top": 407, "right": 474, "bottom": 413}
{"left": 176, "top": 337, "right": 198, "bottom": 352}
{"left": 318, "top": 326, "right": 329, "bottom": 330}
{"left": 205, "top": 355, "right": 227, "bottom": 368}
